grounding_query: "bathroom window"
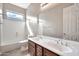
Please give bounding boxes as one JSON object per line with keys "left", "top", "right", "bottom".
{"left": 6, "top": 11, "right": 24, "bottom": 21}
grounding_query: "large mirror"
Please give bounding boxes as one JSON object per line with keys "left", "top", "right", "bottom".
{"left": 39, "top": 3, "right": 79, "bottom": 42}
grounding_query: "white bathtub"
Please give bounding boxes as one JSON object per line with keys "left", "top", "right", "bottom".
{"left": 0, "top": 40, "right": 28, "bottom": 53}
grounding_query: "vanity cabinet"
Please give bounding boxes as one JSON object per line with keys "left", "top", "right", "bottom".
{"left": 28, "top": 40, "right": 59, "bottom": 56}
{"left": 36, "top": 44, "right": 43, "bottom": 56}
{"left": 28, "top": 40, "right": 36, "bottom": 56}
{"left": 43, "top": 48, "right": 59, "bottom": 56}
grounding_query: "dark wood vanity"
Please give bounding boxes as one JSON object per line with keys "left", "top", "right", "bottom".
{"left": 28, "top": 40, "right": 36, "bottom": 56}
{"left": 28, "top": 40, "right": 59, "bottom": 56}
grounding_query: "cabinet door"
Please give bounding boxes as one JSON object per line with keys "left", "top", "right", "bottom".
{"left": 36, "top": 44, "right": 42, "bottom": 56}
{"left": 29, "top": 45, "right": 35, "bottom": 56}
{"left": 43, "top": 48, "right": 59, "bottom": 56}
{"left": 28, "top": 40, "right": 36, "bottom": 56}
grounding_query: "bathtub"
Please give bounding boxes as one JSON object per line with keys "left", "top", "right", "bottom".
{"left": 0, "top": 40, "right": 28, "bottom": 53}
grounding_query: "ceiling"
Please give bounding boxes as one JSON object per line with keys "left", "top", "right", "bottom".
{"left": 11, "top": 3, "right": 30, "bottom": 9}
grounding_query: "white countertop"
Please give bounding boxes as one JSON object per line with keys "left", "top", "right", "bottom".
{"left": 28, "top": 36, "right": 79, "bottom": 56}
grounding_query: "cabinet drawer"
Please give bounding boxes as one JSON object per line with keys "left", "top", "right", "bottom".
{"left": 44, "top": 48, "right": 59, "bottom": 56}
{"left": 30, "top": 49, "right": 35, "bottom": 56}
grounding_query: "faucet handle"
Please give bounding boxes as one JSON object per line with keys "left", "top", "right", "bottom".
{"left": 61, "top": 41, "right": 64, "bottom": 45}
{"left": 63, "top": 33, "right": 66, "bottom": 36}
{"left": 65, "top": 42, "right": 69, "bottom": 46}
{"left": 56, "top": 40, "right": 59, "bottom": 44}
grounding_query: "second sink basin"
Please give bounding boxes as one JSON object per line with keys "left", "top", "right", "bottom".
{"left": 45, "top": 41, "right": 72, "bottom": 53}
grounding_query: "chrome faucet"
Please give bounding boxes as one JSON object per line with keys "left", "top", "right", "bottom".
{"left": 56, "top": 39, "right": 63, "bottom": 45}
{"left": 38, "top": 35, "right": 43, "bottom": 39}
{"left": 63, "top": 33, "right": 69, "bottom": 40}
{"left": 39, "top": 36, "right": 42, "bottom": 39}
{"left": 56, "top": 39, "right": 68, "bottom": 46}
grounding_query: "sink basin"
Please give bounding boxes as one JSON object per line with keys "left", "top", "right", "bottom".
{"left": 45, "top": 42, "right": 72, "bottom": 53}
{"left": 58, "top": 45, "right": 72, "bottom": 53}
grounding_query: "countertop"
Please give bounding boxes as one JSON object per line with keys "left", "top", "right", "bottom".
{"left": 28, "top": 36, "right": 79, "bottom": 56}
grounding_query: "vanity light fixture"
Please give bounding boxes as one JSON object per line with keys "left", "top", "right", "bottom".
{"left": 40, "top": 3, "right": 57, "bottom": 12}
{"left": 40, "top": 3, "right": 48, "bottom": 7}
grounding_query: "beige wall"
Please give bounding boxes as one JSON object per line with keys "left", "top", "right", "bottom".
{"left": 0, "top": 3, "right": 2, "bottom": 45}
{"left": 27, "top": 3, "right": 40, "bottom": 17}
{"left": 3, "top": 3, "right": 26, "bottom": 14}
{"left": 26, "top": 3, "right": 40, "bottom": 37}
{"left": 0, "top": 3, "right": 2, "bottom": 9}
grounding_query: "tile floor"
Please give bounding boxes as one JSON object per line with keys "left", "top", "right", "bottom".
{"left": 1, "top": 48, "right": 30, "bottom": 56}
